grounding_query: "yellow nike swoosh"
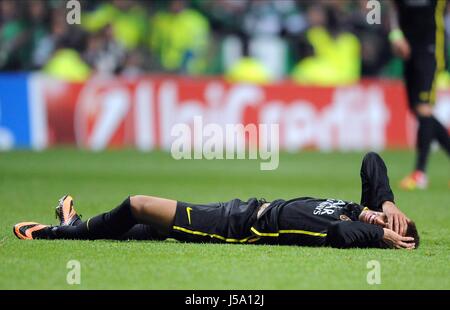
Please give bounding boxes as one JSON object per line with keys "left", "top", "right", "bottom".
{"left": 186, "top": 207, "right": 192, "bottom": 225}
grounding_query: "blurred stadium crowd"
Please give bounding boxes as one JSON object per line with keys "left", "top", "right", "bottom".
{"left": 1, "top": 0, "right": 450, "bottom": 85}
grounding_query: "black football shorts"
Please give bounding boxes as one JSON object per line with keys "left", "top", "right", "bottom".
{"left": 404, "top": 46, "right": 437, "bottom": 108}
{"left": 169, "top": 198, "right": 262, "bottom": 243}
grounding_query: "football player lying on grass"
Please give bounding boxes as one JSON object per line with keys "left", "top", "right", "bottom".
{"left": 14, "top": 152, "right": 419, "bottom": 249}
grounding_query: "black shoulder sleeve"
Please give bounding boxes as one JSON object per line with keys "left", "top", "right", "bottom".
{"left": 344, "top": 203, "right": 366, "bottom": 221}
{"left": 326, "top": 221, "right": 384, "bottom": 248}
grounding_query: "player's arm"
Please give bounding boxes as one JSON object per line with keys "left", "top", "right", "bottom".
{"left": 386, "top": 0, "right": 411, "bottom": 59}
{"left": 326, "top": 221, "right": 414, "bottom": 249}
{"left": 326, "top": 221, "right": 383, "bottom": 248}
{"left": 359, "top": 199, "right": 410, "bottom": 237}
{"left": 360, "top": 152, "right": 409, "bottom": 236}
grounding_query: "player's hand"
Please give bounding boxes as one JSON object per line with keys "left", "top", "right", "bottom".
{"left": 359, "top": 210, "right": 387, "bottom": 227}
{"left": 391, "top": 37, "right": 411, "bottom": 60}
{"left": 382, "top": 201, "right": 410, "bottom": 236}
{"left": 382, "top": 228, "right": 415, "bottom": 249}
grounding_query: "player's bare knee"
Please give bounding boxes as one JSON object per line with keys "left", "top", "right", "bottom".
{"left": 129, "top": 195, "right": 150, "bottom": 216}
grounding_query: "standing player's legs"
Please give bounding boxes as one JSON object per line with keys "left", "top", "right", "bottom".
{"left": 38, "top": 196, "right": 176, "bottom": 240}
{"left": 414, "top": 104, "right": 450, "bottom": 170}
{"left": 360, "top": 152, "right": 395, "bottom": 211}
{"left": 401, "top": 46, "right": 450, "bottom": 190}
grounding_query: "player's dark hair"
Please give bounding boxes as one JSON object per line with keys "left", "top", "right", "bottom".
{"left": 406, "top": 221, "right": 420, "bottom": 249}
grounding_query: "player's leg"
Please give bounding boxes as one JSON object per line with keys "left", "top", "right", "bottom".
{"left": 359, "top": 152, "right": 395, "bottom": 211}
{"left": 56, "top": 195, "right": 170, "bottom": 240}
{"left": 414, "top": 103, "right": 450, "bottom": 167}
{"left": 400, "top": 53, "right": 431, "bottom": 188}
{"left": 128, "top": 195, "right": 177, "bottom": 236}
{"left": 432, "top": 115, "right": 450, "bottom": 155}
{"left": 400, "top": 49, "right": 431, "bottom": 189}
{"left": 401, "top": 44, "right": 450, "bottom": 189}
{"left": 14, "top": 195, "right": 176, "bottom": 240}
{"left": 415, "top": 104, "right": 435, "bottom": 174}
{"left": 118, "top": 224, "right": 167, "bottom": 241}
{"left": 402, "top": 106, "right": 450, "bottom": 190}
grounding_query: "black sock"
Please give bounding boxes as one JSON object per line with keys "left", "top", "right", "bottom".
{"left": 50, "top": 222, "right": 89, "bottom": 239}
{"left": 416, "top": 116, "right": 435, "bottom": 172}
{"left": 51, "top": 197, "right": 137, "bottom": 240}
{"left": 431, "top": 116, "right": 450, "bottom": 155}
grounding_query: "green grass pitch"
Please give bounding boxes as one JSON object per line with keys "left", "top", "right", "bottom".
{"left": 0, "top": 149, "right": 449, "bottom": 289}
